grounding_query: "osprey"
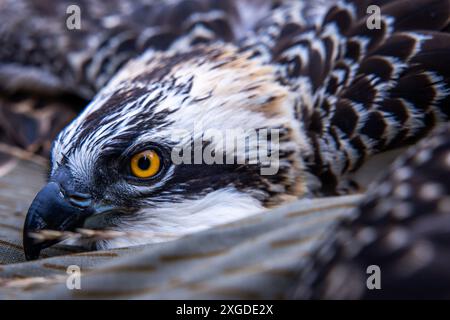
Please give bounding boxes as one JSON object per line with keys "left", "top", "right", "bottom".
{"left": 7, "top": 0, "right": 448, "bottom": 260}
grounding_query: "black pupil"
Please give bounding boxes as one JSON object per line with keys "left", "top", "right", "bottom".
{"left": 137, "top": 155, "right": 151, "bottom": 170}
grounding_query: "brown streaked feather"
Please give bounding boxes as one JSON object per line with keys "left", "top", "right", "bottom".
{"left": 256, "top": 0, "right": 450, "bottom": 194}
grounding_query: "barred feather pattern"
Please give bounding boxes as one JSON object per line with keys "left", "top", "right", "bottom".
{"left": 251, "top": 0, "right": 450, "bottom": 194}
{"left": 291, "top": 123, "right": 450, "bottom": 299}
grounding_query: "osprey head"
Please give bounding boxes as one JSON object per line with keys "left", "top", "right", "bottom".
{"left": 23, "top": 44, "right": 309, "bottom": 260}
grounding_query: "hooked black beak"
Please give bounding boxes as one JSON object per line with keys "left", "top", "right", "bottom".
{"left": 23, "top": 181, "right": 94, "bottom": 260}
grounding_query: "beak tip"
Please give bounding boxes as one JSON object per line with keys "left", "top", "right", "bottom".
{"left": 24, "top": 250, "right": 40, "bottom": 261}
{"left": 22, "top": 181, "right": 94, "bottom": 260}
{"left": 23, "top": 232, "right": 42, "bottom": 261}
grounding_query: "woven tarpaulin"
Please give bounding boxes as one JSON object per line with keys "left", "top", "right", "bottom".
{"left": 0, "top": 153, "right": 361, "bottom": 299}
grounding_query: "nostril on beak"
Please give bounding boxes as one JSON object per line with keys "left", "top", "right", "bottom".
{"left": 68, "top": 193, "right": 92, "bottom": 208}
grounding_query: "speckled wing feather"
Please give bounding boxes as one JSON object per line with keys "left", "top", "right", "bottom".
{"left": 291, "top": 123, "right": 450, "bottom": 299}
{"left": 245, "top": 0, "right": 450, "bottom": 194}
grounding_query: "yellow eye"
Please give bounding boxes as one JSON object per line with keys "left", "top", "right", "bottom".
{"left": 130, "top": 150, "right": 161, "bottom": 178}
